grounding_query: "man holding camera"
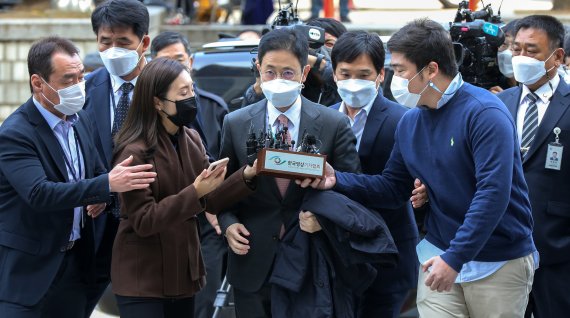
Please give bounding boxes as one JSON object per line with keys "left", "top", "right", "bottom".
{"left": 218, "top": 27, "right": 360, "bottom": 317}
{"left": 299, "top": 19, "right": 536, "bottom": 317}
{"left": 497, "top": 15, "right": 570, "bottom": 318}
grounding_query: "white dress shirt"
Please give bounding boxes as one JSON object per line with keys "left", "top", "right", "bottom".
{"left": 109, "top": 74, "right": 138, "bottom": 129}
{"left": 517, "top": 75, "right": 560, "bottom": 143}
{"left": 267, "top": 97, "right": 302, "bottom": 146}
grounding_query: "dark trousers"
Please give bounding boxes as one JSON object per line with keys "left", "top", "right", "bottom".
{"left": 195, "top": 214, "right": 227, "bottom": 318}
{"left": 233, "top": 285, "right": 272, "bottom": 318}
{"left": 525, "top": 260, "right": 570, "bottom": 318}
{"left": 84, "top": 214, "right": 117, "bottom": 317}
{"left": 358, "top": 289, "right": 409, "bottom": 318}
{"left": 116, "top": 295, "right": 195, "bottom": 318}
{"left": 0, "top": 250, "right": 89, "bottom": 318}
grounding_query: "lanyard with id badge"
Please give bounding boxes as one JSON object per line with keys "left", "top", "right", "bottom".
{"left": 545, "top": 127, "right": 563, "bottom": 170}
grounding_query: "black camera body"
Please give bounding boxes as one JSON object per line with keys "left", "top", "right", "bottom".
{"left": 270, "top": 3, "right": 325, "bottom": 50}
{"left": 449, "top": 1, "right": 504, "bottom": 89}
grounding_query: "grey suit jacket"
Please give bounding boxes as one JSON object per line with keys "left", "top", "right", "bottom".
{"left": 219, "top": 96, "right": 361, "bottom": 292}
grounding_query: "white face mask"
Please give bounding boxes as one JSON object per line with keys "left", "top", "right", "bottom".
{"left": 336, "top": 78, "right": 379, "bottom": 108}
{"left": 99, "top": 40, "right": 144, "bottom": 77}
{"left": 42, "top": 79, "right": 86, "bottom": 115}
{"left": 512, "top": 51, "right": 556, "bottom": 85}
{"left": 390, "top": 67, "right": 429, "bottom": 108}
{"left": 497, "top": 49, "right": 514, "bottom": 78}
{"left": 260, "top": 78, "right": 303, "bottom": 108}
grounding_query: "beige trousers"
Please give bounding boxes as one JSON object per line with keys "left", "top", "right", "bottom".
{"left": 417, "top": 253, "right": 535, "bottom": 318}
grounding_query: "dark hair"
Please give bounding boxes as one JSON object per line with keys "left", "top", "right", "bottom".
{"left": 114, "top": 58, "right": 186, "bottom": 159}
{"left": 331, "top": 31, "right": 385, "bottom": 74}
{"left": 503, "top": 19, "right": 519, "bottom": 37}
{"left": 27, "top": 36, "right": 79, "bottom": 93}
{"left": 387, "top": 19, "right": 458, "bottom": 78}
{"left": 258, "top": 27, "right": 308, "bottom": 69}
{"left": 306, "top": 18, "right": 347, "bottom": 39}
{"left": 151, "top": 31, "right": 191, "bottom": 58}
{"left": 515, "top": 15, "right": 565, "bottom": 50}
{"left": 91, "top": 0, "right": 149, "bottom": 40}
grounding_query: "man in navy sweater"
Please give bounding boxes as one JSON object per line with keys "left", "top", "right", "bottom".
{"left": 299, "top": 19, "right": 537, "bottom": 317}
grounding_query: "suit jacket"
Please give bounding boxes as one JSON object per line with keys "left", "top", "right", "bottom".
{"left": 218, "top": 96, "right": 361, "bottom": 292}
{"left": 193, "top": 87, "right": 228, "bottom": 160}
{"left": 111, "top": 127, "right": 254, "bottom": 298}
{"left": 331, "top": 94, "right": 419, "bottom": 292}
{"left": 271, "top": 190, "right": 398, "bottom": 318}
{"left": 0, "top": 99, "right": 109, "bottom": 306}
{"left": 83, "top": 67, "right": 122, "bottom": 279}
{"left": 497, "top": 79, "right": 570, "bottom": 265}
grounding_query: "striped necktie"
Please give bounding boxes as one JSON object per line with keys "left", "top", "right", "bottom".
{"left": 521, "top": 92, "right": 539, "bottom": 156}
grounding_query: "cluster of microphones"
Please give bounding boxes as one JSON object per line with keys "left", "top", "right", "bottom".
{"left": 246, "top": 123, "right": 320, "bottom": 166}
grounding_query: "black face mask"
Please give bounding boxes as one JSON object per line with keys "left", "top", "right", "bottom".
{"left": 162, "top": 96, "right": 197, "bottom": 127}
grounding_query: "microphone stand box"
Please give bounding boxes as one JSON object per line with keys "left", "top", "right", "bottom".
{"left": 256, "top": 148, "right": 326, "bottom": 179}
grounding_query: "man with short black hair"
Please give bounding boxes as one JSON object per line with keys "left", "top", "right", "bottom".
{"left": 300, "top": 18, "right": 537, "bottom": 317}
{"left": 497, "top": 14, "right": 570, "bottom": 318}
{"left": 218, "top": 27, "right": 360, "bottom": 317}
{"left": 329, "top": 30, "right": 420, "bottom": 318}
{"left": 243, "top": 20, "right": 345, "bottom": 107}
{"left": 83, "top": 0, "right": 151, "bottom": 314}
{"left": 0, "top": 36, "right": 155, "bottom": 318}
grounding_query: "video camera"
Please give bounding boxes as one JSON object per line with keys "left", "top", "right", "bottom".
{"left": 269, "top": 1, "right": 325, "bottom": 50}
{"left": 449, "top": 0, "right": 505, "bottom": 89}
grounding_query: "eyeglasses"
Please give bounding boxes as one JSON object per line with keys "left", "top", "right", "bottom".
{"left": 262, "top": 70, "right": 297, "bottom": 81}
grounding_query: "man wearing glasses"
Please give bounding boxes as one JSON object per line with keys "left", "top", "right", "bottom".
{"left": 217, "top": 27, "right": 361, "bottom": 317}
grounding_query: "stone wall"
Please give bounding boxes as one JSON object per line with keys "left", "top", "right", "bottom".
{"left": 0, "top": 6, "right": 164, "bottom": 124}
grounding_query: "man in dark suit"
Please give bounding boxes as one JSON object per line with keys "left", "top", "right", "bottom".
{"left": 82, "top": 0, "right": 150, "bottom": 313}
{"left": 328, "top": 30, "right": 419, "bottom": 318}
{"left": 497, "top": 15, "right": 570, "bottom": 318}
{"left": 150, "top": 30, "right": 230, "bottom": 318}
{"left": 218, "top": 27, "right": 361, "bottom": 317}
{"left": 0, "top": 36, "right": 155, "bottom": 318}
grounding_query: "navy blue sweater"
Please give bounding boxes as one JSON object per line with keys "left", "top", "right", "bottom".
{"left": 335, "top": 83, "right": 535, "bottom": 272}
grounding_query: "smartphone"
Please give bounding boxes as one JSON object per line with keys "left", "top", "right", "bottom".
{"left": 206, "top": 157, "right": 229, "bottom": 176}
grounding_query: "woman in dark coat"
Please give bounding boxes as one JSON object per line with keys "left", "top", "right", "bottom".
{"left": 111, "top": 57, "right": 256, "bottom": 318}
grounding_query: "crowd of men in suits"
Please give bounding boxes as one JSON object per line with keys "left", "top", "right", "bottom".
{"left": 0, "top": 0, "right": 568, "bottom": 316}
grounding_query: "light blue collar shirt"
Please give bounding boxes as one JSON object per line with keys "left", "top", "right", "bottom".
{"left": 33, "top": 98, "right": 85, "bottom": 242}
{"left": 338, "top": 96, "right": 375, "bottom": 151}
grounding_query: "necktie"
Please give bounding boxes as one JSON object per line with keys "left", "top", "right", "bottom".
{"left": 111, "top": 82, "right": 134, "bottom": 137}
{"left": 275, "top": 114, "right": 291, "bottom": 198}
{"left": 110, "top": 82, "right": 133, "bottom": 218}
{"left": 521, "top": 92, "right": 539, "bottom": 156}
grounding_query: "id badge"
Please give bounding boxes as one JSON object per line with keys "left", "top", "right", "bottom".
{"left": 545, "top": 127, "right": 563, "bottom": 170}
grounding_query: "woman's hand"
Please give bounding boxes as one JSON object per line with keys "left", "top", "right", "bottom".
{"left": 194, "top": 167, "right": 227, "bottom": 198}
